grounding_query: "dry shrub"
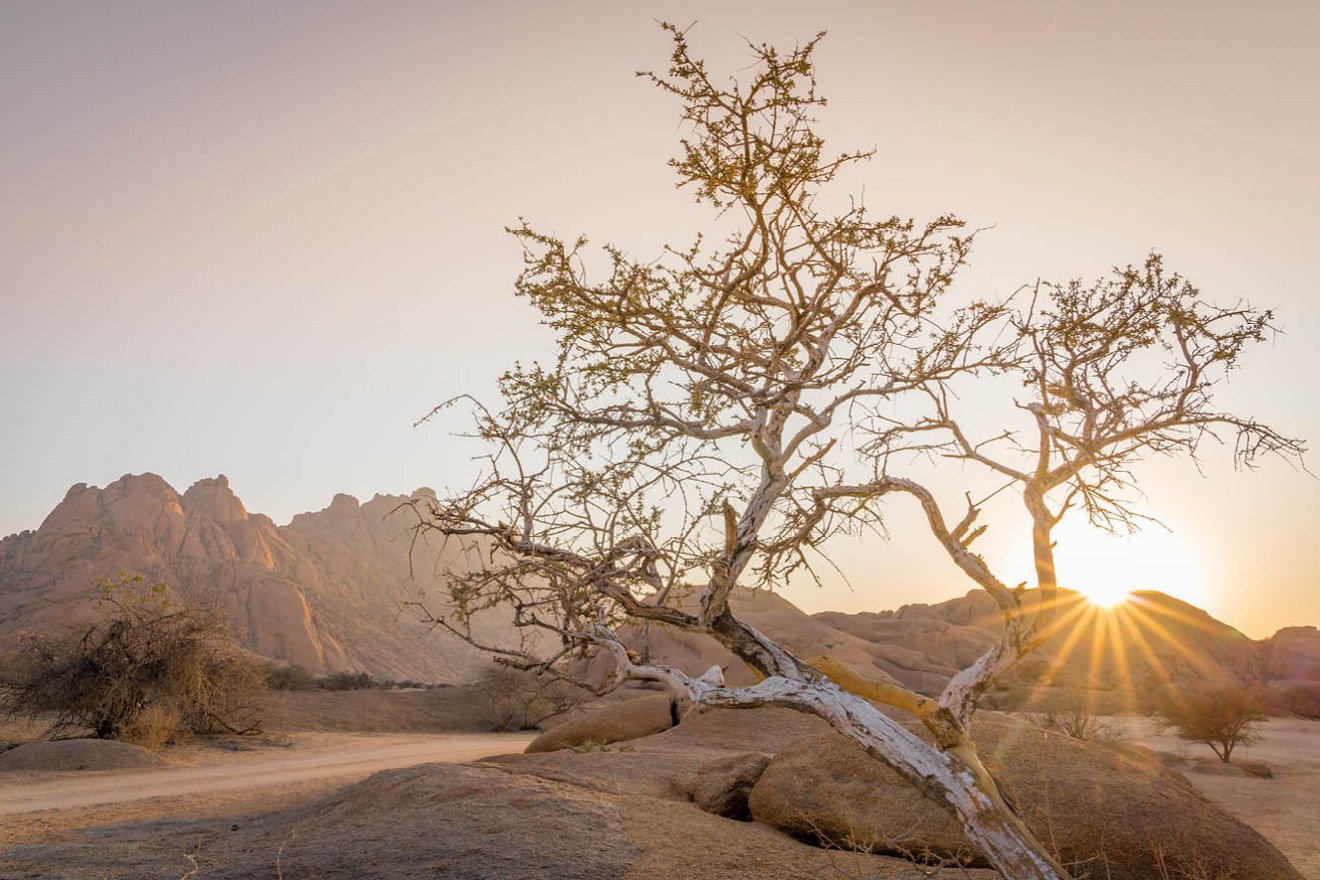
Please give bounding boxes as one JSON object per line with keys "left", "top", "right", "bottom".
{"left": 317, "top": 670, "right": 375, "bottom": 691}
{"left": 477, "top": 664, "right": 590, "bottom": 731}
{"left": 263, "top": 662, "right": 317, "bottom": 691}
{"left": 1237, "top": 760, "right": 1274, "bottom": 779}
{"left": 1036, "top": 691, "right": 1126, "bottom": 743}
{"left": 122, "top": 704, "right": 184, "bottom": 751}
{"left": 0, "top": 572, "right": 262, "bottom": 741}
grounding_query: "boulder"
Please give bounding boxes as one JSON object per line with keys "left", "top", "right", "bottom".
{"left": 0, "top": 738, "right": 167, "bottom": 771}
{"left": 4, "top": 758, "right": 1002, "bottom": 880}
{"left": 748, "top": 714, "right": 1303, "bottom": 880}
{"left": 525, "top": 693, "right": 676, "bottom": 753}
{"left": 679, "top": 751, "right": 771, "bottom": 820}
{"left": 748, "top": 731, "right": 966, "bottom": 861}
{"left": 1270, "top": 679, "right": 1320, "bottom": 718}
{"left": 648, "top": 705, "right": 829, "bottom": 753}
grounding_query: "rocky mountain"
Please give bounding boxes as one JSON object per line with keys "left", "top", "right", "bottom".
{"left": 3, "top": 473, "right": 1317, "bottom": 709}
{"left": 640, "top": 588, "right": 1320, "bottom": 715}
{"left": 0, "top": 473, "right": 505, "bottom": 681}
{"left": 816, "top": 588, "right": 1264, "bottom": 694}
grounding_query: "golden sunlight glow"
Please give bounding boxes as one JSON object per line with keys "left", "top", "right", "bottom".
{"left": 1079, "top": 582, "right": 1131, "bottom": 607}
{"left": 1011, "top": 575, "right": 1236, "bottom": 717}
{"left": 1050, "top": 520, "right": 1211, "bottom": 610}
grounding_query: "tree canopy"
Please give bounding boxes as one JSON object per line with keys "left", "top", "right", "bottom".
{"left": 412, "top": 25, "right": 1303, "bottom": 880}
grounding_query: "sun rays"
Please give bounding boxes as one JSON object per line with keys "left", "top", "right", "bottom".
{"left": 1007, "top": 589, "right": 1240, "bottom": 717}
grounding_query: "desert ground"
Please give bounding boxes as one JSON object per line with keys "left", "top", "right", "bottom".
{"left": 1121, "top": 716, "right": 1320, "bottom": 879}
{"left": 1, "top": 690, "right": 1316, "bottom": 880}
{"left": 0, "top": 732, "right": 536, "bottom": 816}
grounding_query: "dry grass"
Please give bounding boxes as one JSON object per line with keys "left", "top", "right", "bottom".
{"left": 121, "top": 705, "right": 184, "bottom": 752}
{"left": 1121, "top": 715, "right": 1320, "bottom": 879}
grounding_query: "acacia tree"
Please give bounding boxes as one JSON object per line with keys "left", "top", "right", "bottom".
{"left": 413, "top": 27, "right": 1301, "bottom": 880}
{"left": 791, "top": 253, "right": 1306, "bottom": 719}
{"left": 1154, "top": 683, "right": 1268, "bottom": 763}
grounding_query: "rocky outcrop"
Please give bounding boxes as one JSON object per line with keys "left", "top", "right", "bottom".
{"left": 525, "top": 693, "right": 676, "bottom": 753}
{"left": 0, "top": 474, "right": 505, "bottom": 681}
{"left": 815, "top": 589, "right": 1271, "bottom": 699}
{"left": 747, "top": 714, "right": 1303, "bottom": 880}
{"left": 679, "top": 751, "right": 771, "bottom": 820}
{"left": 637, "top": 586, "right": 1316, "bottom": 709}
{"left": 10, "top": 755, "right": 995, "bottom": 880}
{"left": 1263, "top": 626, "right": 1320, "bottom": 680}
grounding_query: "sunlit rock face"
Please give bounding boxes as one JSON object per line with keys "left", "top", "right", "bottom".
{"left": 640, "top": 586, "right": 1312, "bottom": 706}
{"left": 1263, "top": 626, "right": 1320, "bottom": 680}
{"left": 1260, "top": 626, "right": 1320, "bottom": 717}
{"left": 0, "top": 474, "right": 505, "bottom": 682}
{"left": 811, "top": 588, "right": 1295, "bottom": 706}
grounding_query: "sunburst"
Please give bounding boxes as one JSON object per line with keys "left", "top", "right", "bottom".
{"left": 1077, "top": 582, "right": 1131, "bottom": 607}
{"left": 1014, "top": 590, "right": 1232, "bottom": 717}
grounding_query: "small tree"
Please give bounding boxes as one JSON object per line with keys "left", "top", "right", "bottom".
{"left": 1154, "top": 684, "right": 1267, "bottom": 763}
{"left": 1, "top": 572, "right": 261, "bottom": 741}
{"left": 411, "top": 26, "right": 1302, "bottom": 880}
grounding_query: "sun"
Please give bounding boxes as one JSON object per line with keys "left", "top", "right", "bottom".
{"left": 1049, "top": 520, "right": 1211, "bottom": 610}
{"left": 1077, "top": 581, "right": 1131, "bottom": 607}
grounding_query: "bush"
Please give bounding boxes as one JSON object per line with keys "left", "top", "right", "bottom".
{"left": 477, "top": 664, "right": 590, "bottom": 731}
{"left": 0, "top": 572, "right": 262, "bottom": 741}
{"left": 1036, "top": 691, "right": 1125, "bottom": 743}
{"left": 122, "top": 704, "right": 184, "bottom": 751}
{"left": 317, "top": 670, "right": 375, "bottom": 691}
{"left": 263, "top": 663, "right": 318, "bottom": 691}
{"left": 1152, "top": 682, "right": 1267, "bottom": 762}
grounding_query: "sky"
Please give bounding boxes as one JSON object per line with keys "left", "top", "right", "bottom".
{"left": 2, "top": 1, "right": 1317, "bottom": 638}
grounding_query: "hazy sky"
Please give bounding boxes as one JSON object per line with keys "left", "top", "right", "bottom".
{"left": 3, "top": 1, "right": 1317, "bottom": 638}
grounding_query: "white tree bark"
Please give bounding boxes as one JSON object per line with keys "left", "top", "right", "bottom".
{"left": 603, "top": 637, "right": 1068, "bottom": 880}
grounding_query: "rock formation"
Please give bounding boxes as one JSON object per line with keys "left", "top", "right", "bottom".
{"left": 638, "top": 587, "right": 1320, "bottom": 714}
{"left": 3, "top": 473, "right": 1317, "bottom": 703}
{"left": 0, "top": 473, "right": 504, "bottom": 681}
{"left": 745, "top": 714, "right": 1302, "bottom": 879}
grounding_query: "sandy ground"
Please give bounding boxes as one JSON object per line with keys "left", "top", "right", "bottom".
{"left": 0, "top": 732, "right": 534, "bottom": 816}
{"left": 0, "top": 732, "right": 533, "bottom": 849}
{"left": 1120, "top": 716, "right": 1320, "bottom": 880}
{"left": 1, "top": 706, "right": 1316, "bottom": 878}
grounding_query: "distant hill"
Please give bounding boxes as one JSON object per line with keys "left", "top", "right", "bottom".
{"left": 631, "top": 589, "right": 1319, "bottom": 714}
{"left": 3, "top": 474, "right": 1317, "bottom": 710}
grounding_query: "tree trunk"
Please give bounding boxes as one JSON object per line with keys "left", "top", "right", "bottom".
{"left": 698, "top": 677, "right": 1071, "bottom": 880}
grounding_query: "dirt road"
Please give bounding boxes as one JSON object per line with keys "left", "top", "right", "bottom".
{"left": 0, "top": 733, "right": 535, "bottom": 816}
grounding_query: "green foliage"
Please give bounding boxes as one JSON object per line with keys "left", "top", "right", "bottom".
{"left": 317, "top": 670, "right": 376, "bottom": 691}
{"left": 0, "top": 571, "right": 262, "bottom": 741}
{"left": 1153, "top": 683, "right": 1267, "bottom": 762}
{"left": 568, "top": 739, "right": 634, "bottom": 754}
